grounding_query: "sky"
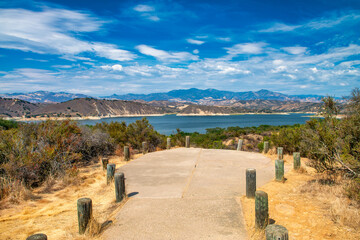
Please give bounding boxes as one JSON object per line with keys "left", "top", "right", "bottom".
{"left": 0, "top": 0, "right": 359, "bottom": 97}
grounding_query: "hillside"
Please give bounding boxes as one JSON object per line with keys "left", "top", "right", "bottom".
{"left": 0, "top": 97, "right": 325, "bottom": 119}
{"left": 0, "top": 88, "right": 327, "bottom": 104}
{"left": 104, "top": 88, "right": 325, "bottom": 103}
{"left": 30, "top": 98, "right": 167, "bottom": 118}
{"left": 0, "top": 97, "right": 40, "bottom": 117}
{"left": 0, "top": 91, "right": 91, "bottom": 103}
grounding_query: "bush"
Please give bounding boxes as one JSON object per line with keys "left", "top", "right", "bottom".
{"left": 93, "top": 118, "right": 165, "bottom": 151}
{"left": 271, "top": 125, "right": 302, "bottom": 154}
{"left": 0, "top": 119, "right": 18, "bottom": 130}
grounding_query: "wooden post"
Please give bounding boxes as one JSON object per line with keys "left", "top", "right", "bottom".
{"left": 77, "top": 198, "right": 92, "bottom": 234}
{"left": 255, "top": 190, "right": 269, "bottom": 229}
{"left": 237, "top": 139, "right": 244, "bottom": 151}
{"left": 246, "top": 168, "right": 256, "bottom": 198}
{"left": 265, "top": 224, "right": 289, "bottom": 240}
{"left": 277, "top": 147, "right": 283, "bottom": 160}
{"left": 101, "top": 157, "right": 109, "bottom": 170}
{"left": 124, "top": 146, "right": 130, "bottom": 161}
{"left": 167, "top": 137, "right": 171, "bottom": 149}
{"left": 293, "top": 152, "right": 301, "bottom": 170}
{"left": 142, "top": 141, "right": 147, "bottom": 154}
{"left": 263, "top": 141, "right": 269, "bottom": 153}
{"left": 115, "top": 172, "right": 125, "bottom": 202}
{"left": 26, "top": 233, "right": 48, "bottom": 240}
{"left": 185, "top": 136, "right": 190, "bottom": 148}
{"left": 275, "top": 159, "right": 284, "bottom": 181}
{"left": 107, "top": 163, "right": 116, "bottom": 185}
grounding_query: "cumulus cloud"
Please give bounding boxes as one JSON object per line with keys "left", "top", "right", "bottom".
{"left": 259, "top": 12, "right": 360, "bottom": 33}
{"left": 101, "top": 64, "right": 123, "bottom": 71}
{"left": 186, "top": 38, "right": 205, "bottom": 45}
{"left": 224, "top": 42, "right": 267, "bottom": 57}
{"left": 259, "top": 23, "right": 300, "bottom": 33}
{"left": 217, "top": 37, "right": 231, "bottom": 42}
{"left": 133, "top": 4, "right": 160, "bottom": 21}
{"left": 133, "top": 4, "right": 155, "bottom": 12}
{"left": 0, "top": 8, "right": 136, "bottom": 61}
{"left": 135, "top": 44, "right": 198, "bottom": 62}
{"left": 282, "top": 46, "right": 307, "bottom": 55}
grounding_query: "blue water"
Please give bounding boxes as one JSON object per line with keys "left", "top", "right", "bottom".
{"left": 78, "top": 113, "right": 314, "bottom": 135}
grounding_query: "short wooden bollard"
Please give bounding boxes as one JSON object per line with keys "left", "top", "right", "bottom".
{"left": 293, "top": 152, "right": 301, "bottom": 170}
{"left": 77, "top": 198, "right": 92, "bottom": 235}
{"left": 142, "top": 141, "right": 147, "bottom": 154}
{"left": 107, "top": 163, "right": 116, "bottom": 185}
{"left": 275, "top": 159, "right": 284, "bottom": 181}
{"left": 185, "top": 136, "right": 190, "bottom": 148}
{"left": 115, "top": 172, "right": 125, "bottom": 202}
{"left": 26, "top": 233, "right": 48, "bottom": 240}
{"left": 167, "top": 137, "right": 171, "bottom": 149}
{"left": 277, "top": 147, "right": 283, "bottom": 160}
{"left": 255, "top": 190, "right": 269, "bottom": 229}
{"left": 124, "top": 146, "right": 130, "bottom": 161}
{"left": 101, "top": 157, "right": 109, "bottom": 170}
{"left": 237, "top": 139, "right": 244, "bottom": 151}
{"left": 246, "top": 168, "right": 256, "bottom": 198}
{"left": 265, "top": 224, "right": 289, "bottom": 240}
{"left": 263, "top": 141, "right": 269, "bottom": 153}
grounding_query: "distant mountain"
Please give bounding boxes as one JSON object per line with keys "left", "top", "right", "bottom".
{"left": 0, "top": 97, "right": 40, "bottom": 117}
{"left": 0, "top": 97, "right": 166, "bottom": 118}
{"left": 0, "top": 89, "right": 327, "bottom": 104}
{"left": 0, "top": 91, "right": 91, "bottom": 103}
{"left": 103, "top": 88, "right": 324, "bottom": 103}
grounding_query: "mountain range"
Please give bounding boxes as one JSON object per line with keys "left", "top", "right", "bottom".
{"left": 0, "top": 97, "right": 323, "bottom": 119}
{"left": 0, "top": 88, "right": 325, "bottom": 104}
{"left": 0, "top": 91, "right": 91, "bottom": 103}
{"left": 103, "top": 88, "right": 325, "bottom": 103}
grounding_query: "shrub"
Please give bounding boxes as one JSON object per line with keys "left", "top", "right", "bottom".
{"left": 0, "top": 119, "right": 18, "bottom": 130}
{"left": 271, "top": 125, "right": 302, "bottom": 154}
{"left": 126, "top": 118, "right": 164, "bottom": 151}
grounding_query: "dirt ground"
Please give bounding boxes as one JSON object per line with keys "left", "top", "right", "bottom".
{"left": 1, "top": 149, "right": 359, "bottom": 240}
{"left": 240, "top": 152, "right": 360, "bottom": 240}
{"left": 0, "top": 154, "right": 142, "bottom": 240}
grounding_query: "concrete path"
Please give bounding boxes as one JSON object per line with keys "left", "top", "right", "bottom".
{"left": 102, "top": 148, "right": 276, "bottom": 240}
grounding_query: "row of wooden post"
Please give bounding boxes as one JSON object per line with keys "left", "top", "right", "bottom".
{"left": 245, "top": 144, "right": 301, "bottom": 239}
{"left": 76, "top": 162, "right": 126, "bottom": 235}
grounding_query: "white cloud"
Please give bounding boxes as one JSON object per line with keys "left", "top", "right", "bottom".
{"left": 193, "top": 49, "right": 199, "bottom": 54}
{"left": 259, "top": 23, "right": 300, "bottom": 32}
{"left": 225, "top": 42, "right": 267, "bottom": 56}
{"left": 92, "top": 43, "right": 136, "bottom": 61}
{"left": 133, "top": 5, "right": 155, "bottom": 12}
{"left": 260, "top": 12, "right": 360, "bottom": 33}
{"left": 0, "top": 8, "right": 136, "bottom": 61}
{"left": 271, "top": 66, "right": 287, "bottom": 73}
{"left": 148, "top": 15, "right": 160, "bottom": 21}
{"left": 282, "top": 46, "right": 307, "bottom": 55}
{"left": 101, "top": 64, "right": 123, "bottom": 71}
{"left": 135, "top": 44, "right": 198, "bottom": 62}
{"left": 217, "top": 37, "right": 231, "bottom": 42}
{"left": 186, "top": 38, "right": 205, "bottom": 45}
{"left": 133, "top": 4, "right": 160, "bottom": 21}
{"left": 273, "top": 59, "right": 284, "bottom": 65}
{"left": 310, "top": 67, "right": 318, "bottom": 73}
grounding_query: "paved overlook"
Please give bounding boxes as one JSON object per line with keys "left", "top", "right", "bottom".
{"left": 103, "top": 148, "right": 276, "bottom": 240}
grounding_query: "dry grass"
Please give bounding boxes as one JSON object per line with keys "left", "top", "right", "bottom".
{"left": 241, "top": 153, "right": 360, "bottom": 240}
{"left": 0, "top": 154, "right": 139, "bottom": 240}
{"left": 299, "top": 174, "right": 360, "bottom": 230}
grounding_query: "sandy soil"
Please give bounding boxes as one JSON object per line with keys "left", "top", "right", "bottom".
{"left": 0, "top": 154, "right": 142, "bottom": 240}
{"left": 240, "top": 153, "right": 360, "bottom": 240}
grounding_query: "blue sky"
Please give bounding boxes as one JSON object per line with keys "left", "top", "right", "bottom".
{"left": 0, "top": 0, "right": 359, "bottom": 97}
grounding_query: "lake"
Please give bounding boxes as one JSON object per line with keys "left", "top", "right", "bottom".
{"left": 78, "top": 113, "right": 315, "bottom": 135}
